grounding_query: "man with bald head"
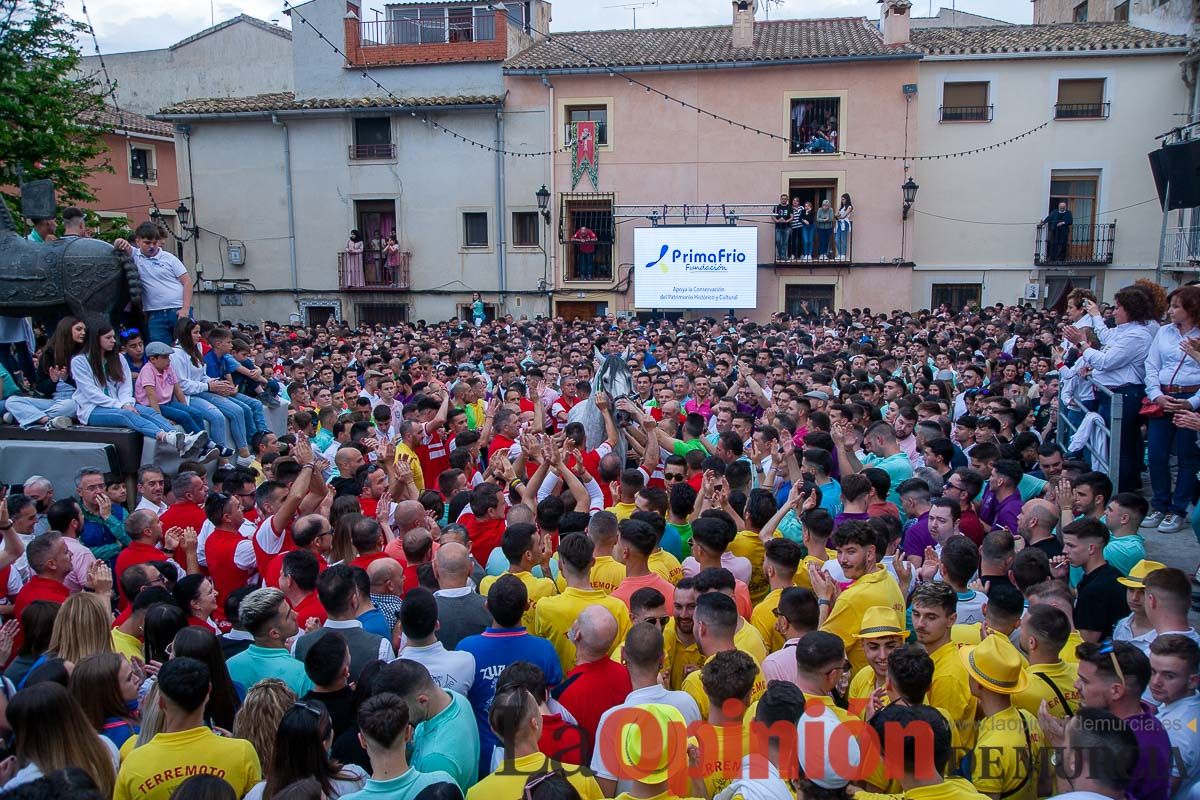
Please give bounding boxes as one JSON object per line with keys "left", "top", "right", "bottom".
{"left": 367, "top": 556, "right": 405, "bottom": 632}
{"left": 432, "top": 542, "right": 490, "bottom": 648}
{"left": 555, "top": 605, "right": 633, "bottom": 747}
{"left": 393, "top": 499, "right": 429, "bottom": 534}
{"left": 1019, "top": 498, "right": 1063, "bottom": 560}
{"left": 331, "top": 445, "right": 365, "bottom": 497}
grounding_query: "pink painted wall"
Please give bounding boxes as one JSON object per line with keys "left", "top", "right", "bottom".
{"left": 507, "top": 54, "right": 919, "bottom": 319}
{"left": 87, "top": 131, "right": 179, "bottom": 228}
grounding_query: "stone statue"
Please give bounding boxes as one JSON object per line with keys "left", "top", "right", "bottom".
{"left": 0, "top": 199, "right": 141, "bottom": 329}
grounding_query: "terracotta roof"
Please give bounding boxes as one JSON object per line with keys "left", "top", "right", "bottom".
{"left": 169, "top": 14, "right": 291, "bottom": 50}
{"left": 504, "top": 17, "right": 921, "bottom": 72}
{"left": 156, "top": 92, "right": 504, "bottom": 116}
{"left": 84, "top": 105, "right": 175, "bottom": 137}
{"left": 911, "top": 22, "right": 1188, "bottom": 56}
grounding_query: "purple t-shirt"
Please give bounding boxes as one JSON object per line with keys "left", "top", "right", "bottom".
{"left": 833, "top": 511, "right": 871, "bottom": 532}
{"left": 902, "top": 512, "right": 934, "bottom": 556}
{"left": 979, "top": 487, "right": 1022, "bottom": 535}
{"left": 1126, "top": 705, "right": 1171, "bottom": 800}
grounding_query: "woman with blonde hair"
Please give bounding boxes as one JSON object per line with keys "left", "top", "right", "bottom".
{"left": 69, "top": 652, "right": 141, "bottom": 748}
{"left": 47, "top": 591, "right": 112, "bottom": 665}
{"left": 232, "top": 679, "right": 296, "bottom": 765}
{"left": 2, "top": 682, "right": 118, "bottom": 795}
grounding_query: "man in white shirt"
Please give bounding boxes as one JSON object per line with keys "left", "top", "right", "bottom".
{"left": 114, "top": 222, "right": 193, "bottom": 346}
{"left": 134, "top": 465, "right": 169, "bottom": 516}
{"left": 1149, "top": 635, "right": 1200, "bottom": 799}
{"left": 397, "top": 587, "right": 476, "bottom": 694}
{"left": 590, "top": 621, "right": 700, "bottom": 796}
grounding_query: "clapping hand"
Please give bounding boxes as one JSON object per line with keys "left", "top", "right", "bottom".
{"left": 893, "top": 557, "right": 914, "bottom": 596}
{"left": 0, "top": 619, "right": 19, "bottom": 666}
{"left": 87, "top": 561, "right": 113, "bottom": 594}
{"left": 163, "top": 526, "right": 185, "bottom": 552}
{"left": 917, "top": 546, "right": 941, "bottom": 582}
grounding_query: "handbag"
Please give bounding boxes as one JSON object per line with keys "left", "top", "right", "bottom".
{"left": 1139, "top": 358, "right": 1185, "bottom": 418}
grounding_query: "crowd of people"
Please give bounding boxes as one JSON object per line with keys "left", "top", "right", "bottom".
{"left": 0, "top": 257, "right": 1199, "bottom": 800}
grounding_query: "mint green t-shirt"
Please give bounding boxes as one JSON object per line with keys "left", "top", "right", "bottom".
{"left": 1069, "top": 532, "right": 1144, "bottom": 587}
{"left": 859, "top": 451, "right": 913, "bottom": 507}
{"left": 226, "top": 644, "right": 313, "bottom": 697}
{"left": 410, "top": 690, "right": 480, "bottom": 791}
{"left": 341, "top": 767, "right": 458, "bottom": 800}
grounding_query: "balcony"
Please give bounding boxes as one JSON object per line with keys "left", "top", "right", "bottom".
{"left": 1034, "top": 222, "right": 1116, "bottom": 266}
{"left": 1054, "top": 102, "right": 1110, "bottom": 120}
{"left": 773, "top": 225, "right": 854, "bottom": 263}
{"left": 338, "top": 249, "right": 410, "bottom": 290}
{"left": 939, "top": 105, "right": 993, "bottom": 123}
{"left": 349, "top": 143, "right": 396, "bottom": 160}
{"left": 348, "top": 12, "right": 507, "bottom": 67}
{"left": 1163, "top": 226, "right": 1200, "bottom": 266}
{"left": 131, "top": 168, "right": 157, "bottom": 181}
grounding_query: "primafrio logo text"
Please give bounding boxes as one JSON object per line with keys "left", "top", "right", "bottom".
{"left": 644, "top": 243, "right": 749, "bottom": 273}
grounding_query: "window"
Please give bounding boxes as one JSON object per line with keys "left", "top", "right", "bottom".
{"left": 512, "top": 211, "right": 539, "bottom": 247}
{"left": 564, "top": 105, "right": 608, "bottom": 147}
{"left": 931, "top": 284, "right": 982, "bottom": 311}
{"left": 940, "top": 82, "right": 991, "bottom": 122}
{"left": 789, "top": 97, "right": 840, "bottom": 154}
{"left": 420, "top": 6, "right": 445, "bottom": 43}
{"left": 561, "top": 196, "right": 614, "bottom": 281}
{"left": 463, "top": 212, "right": 489, "bottom": 248}
{"left": 1114, "top": 1, "right": 1129, "bottom": 20}
{"left": 386, "top": 8, "right": 418, "bottom": 43}
{"left": 351, "top": 117, "right": 393, "bottom": 159}
{"left": 129, "top": 146, "right": 155, "bottom": 181}
{"left": 357, "top": 303, "right": 409, "bottom": 326}
{"left": 784, "top": 284, "right": 834, "bottom": 317}
{"left": 507, "top": 1, "right": 532, "bottom": 33}
{"left": 448, "top": 7, "right": 473, "bottom": 41}
{"left": 1056, "top": 78, "right": 1108, "bottom": 119}
{"left": 1073, "top": 1, "right": 1088, "bottom": 21}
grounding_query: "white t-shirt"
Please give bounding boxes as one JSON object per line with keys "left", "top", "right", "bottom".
{"left": 131, "top": 248, "right": 187, "bottom": 312}
{"left": 399, "top": 641, "right": 476, "bottom": 694}
{"left": 243, "top": 764, "right": 367, "bottom": 800}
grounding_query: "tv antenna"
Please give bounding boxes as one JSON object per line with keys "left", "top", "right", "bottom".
{"left": 602, "top": 0, "right": 657, "bottom": 29}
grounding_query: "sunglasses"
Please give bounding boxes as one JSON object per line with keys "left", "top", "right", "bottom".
{"left": 642, "top": 615, "right": 671, "bottom": 627}
{"left": 1097, "top": 641, "right": 1127, "bottom": 686}
{"left": 664, "top": 473, "right": 687, "bottom": 482}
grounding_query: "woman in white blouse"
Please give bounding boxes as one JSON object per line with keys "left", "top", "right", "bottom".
{"left": 1143, "top": 286, "right": 1200, "bottom": 533}
{"left": 69, "top": 324, "right": 195, "bottom": 455}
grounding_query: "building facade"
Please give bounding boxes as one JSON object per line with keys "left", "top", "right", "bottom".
{"left": 83, "top": 107, "right": 180, "bottom": 239}
{"left": 153, "top": 0, "right": 554, "bottom": 326}
{"left": 909, "top": 22, "right": 1190, "bottom": 309}
{"left": 504, "top": 1, "right": 923, "bottom": 322}
{"left": 1033, "top": 0, "right": 1197, "bottom": 34}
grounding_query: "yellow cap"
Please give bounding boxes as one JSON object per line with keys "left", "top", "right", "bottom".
{"left": 1117, "top": 559, "right": 1166, "bottom": 588}
{"left": 619, "top": 703, "right": 688, "bottom": 784}
{"left": 960, "top": 632, "right": 1028, "bottom": 694}
{"left": 853, "top": 606, "right": 906, "bottom": 640}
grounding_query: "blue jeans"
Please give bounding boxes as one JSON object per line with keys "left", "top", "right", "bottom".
{"left": 146, "top": 309, "right": 181, "bottom": 346}
{"left": 801, "top": 226, "right": 814, "bottom": 257}
{"left": 816, "top": 227, "right": 832, "bottom": 258}
{"left": 775, "top": 227, "right": 789, "bottom": 261}
{"left": 197, "top": 391, "right": 250, "bottom": 450}
{"left": 87, "top": 405, "right": 175, "bottom": 438}
{"left": 1097, "top": 383, "right": 1145, "bottom": 493}
{"left": 157, "top": 400, "right": 205, "bottom": 434}
{"left": 226, "top": 392, "right": 267, "bottom": 435}
{"left": 183, "top": 395, "right": 231, "bottom": 448}
{"left": 835, "top": 223, "right": 850, "bottom": 258}
{"left": 1147, "top": 395, "right": 1200, "bottom": 514}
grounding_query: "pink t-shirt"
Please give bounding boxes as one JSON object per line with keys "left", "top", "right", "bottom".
{"left": 135, "top": 361, "right": 178, "bottom": 405}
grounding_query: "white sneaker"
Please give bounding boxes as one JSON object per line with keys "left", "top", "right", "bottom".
{"left": 1141, "top": 510, "right": 1165, "bottom": 529}
{"left": 47, "top": 416, "right": 73, "bottom": 430}
{"left": 1159, "top": 513, "right": 1185, "bottom": 534}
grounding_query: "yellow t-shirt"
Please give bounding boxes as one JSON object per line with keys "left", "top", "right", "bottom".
{"left": 734, "top": 621, "right": 767, "bottom": 666}
{"left": 682, "top": 652, "right": 767, "bottom": 719}
{"left": 395, "top": 441, "right": 425, "bottom": 491}
{"left": 820, "top": 565, "right": 905, "bottom": 673}
{"left": 590, "top": 555, "right": 626, "bottom": 595}
{"left": 663, "top": 619, "right": 704, "bottom": 691}
{"left": 467, "top": 752, "right": 602, "bottom": 800}
{"left": 969, "top": 706, "right": 1043, "bottom": 800}
{"left": 112, "top": 628, "right": 143, "bottom": 662}
{"left": 750, "top": 588, "right": 786, "bottom": 654}
{"left": 479, "top": 570, "right": 558, "bottom": 629}
{"left": 696, "top": 724, "right": 752, "bottom": 798}
{"left": 113, "top": 727, "right": 261, "bottom": 800}
{"left": 927, "top": 639, "right": 978, "bottom": 750}
{"left": 1060, "top": 630, "right": 1085, "bottom": 664}
{"left": 532, "top": 586, "right": 631, "bottom": 674}
{"left": 794, "top": 551, "right": 837, "bottom": 591}
{"left": 1014, "top": 660, "right": 1080, "bottom": 719}
{"left": 649, "top": 549, "right": 684, "bottom": 585}
{"left": 608, "top": 502, "right": 637, "bottom": 522}
{"left": 728, "top": 530, "right": 768, "bottom": 603}
{"left": 848, "top": 664, "right": 887, "bottom": 719}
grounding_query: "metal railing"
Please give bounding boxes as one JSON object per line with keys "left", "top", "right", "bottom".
{"left": 1057, "top": 381, "right": 1121, "bottom": 482}
{"left": 349, "top": 143, "right": 396, "bottom": 160}
{"left": 940, "top": 105, "right": 994, "bottom": 122}
{"left": 1055, "top": 102, "right": 1110, "bottom": 120}
{"left": 359, "top": 13, "right": 495, "bottom": 47}
{"left": 338, "top": 250, "right": 411, "bottom": 290}
{"left": 773, "top": 224, "right": 853, "bottom": 263}
{"left": 1034, "top": 222, "right": 1116, "bottom": 266}
{"left": 1163, "top": 226, "right": 1200, "bottom": 265}
{"left": 131, "top": 167, "right": 157, "bottom": 181}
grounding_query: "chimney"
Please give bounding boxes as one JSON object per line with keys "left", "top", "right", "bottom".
{"left": 732, "top": 0, "right": 757, "bottom": 49}
{"left": 880, "top": 0, "right": 912, "bottom": 46}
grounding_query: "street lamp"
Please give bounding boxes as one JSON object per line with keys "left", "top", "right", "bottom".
{"left": 172, "top": 201, "right": 198, "bottom": 242}
{"left": 901, "top": 177, "right": 919, "bottom": 220}
{"left": 535, "top": 184, "right": 551, "bottom": 224}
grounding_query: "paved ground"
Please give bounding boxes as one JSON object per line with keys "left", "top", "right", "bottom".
{"left": 1135, "top": 467, "right": 1200, "bottom": 626}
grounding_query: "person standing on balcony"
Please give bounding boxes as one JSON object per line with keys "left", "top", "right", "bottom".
{"left": 773, "top": 195, "right": 791, "bottom": 263}
{"left": 344, "top": 229, "right": 364, "bottom": 288}
{"left": 471, "top": 293, "right": 485, "bottom": 328}
{"left": 835, "top": 193, "right": 853, "bottom": 262}
{"left": 1041, "top": 201, "right": 1073, "bottom": 263}
{"left": 384, "top": 235, "right": 401, "bottom": 286}
{"left": 815, "top": 199, "right": 835, "bottom": 262}
{"left": 787, "top": 197, "right": 805, "bottom": 262}
{"left": 572, "top": 225, "right": 597, "bottom": 280}
{"left": 1142, "top": 286, "right": 1200, "bottom": 533}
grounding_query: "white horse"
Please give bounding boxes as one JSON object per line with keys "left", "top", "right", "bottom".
{"left": 566, "top": 349, "right": 633, "bottom": 462}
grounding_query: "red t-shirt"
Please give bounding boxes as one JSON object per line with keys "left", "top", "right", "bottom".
{"left": 114, "top": 541, "right": 169, "bottom": 607}
{"left": 556, "top": 658, "right": 633, "bottom": 751}
{"left": 488, "top": 435, "right": 515, "bottom": 460}
{"left": 263, "top": 548, "right": 329, "bottom": 589}
{"left": 350, "top": 552, "right": 389, "bottom": 572}
{"left": 293, "top": 591, "right": 328, "bottom": 630}
{"left": 12, "top": 576, "right": 70, "bottom": 654}
{"left": 417, "top": 429, "right": 451, "bottom": 489}
{"left": 159, "top": 503, "right": 207, "bottom": 536}
{"left": 540, "top": 714, "right": 585, "bottom": 765}
{"left": 461, "top": 513, "right": 505, "bottom": 567}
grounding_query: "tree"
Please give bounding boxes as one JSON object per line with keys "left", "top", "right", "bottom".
{"left": 0, "top": 0, "right": 110, "bottom": 229}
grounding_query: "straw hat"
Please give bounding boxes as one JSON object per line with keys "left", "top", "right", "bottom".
{"left": 960, "top": 632, "right": 1028, "bottom": 694}
{"left": 853, "top": 606, "right": 906, "bottom": 640}
{"left": 1117, "top": 559, "right": 1166, "bottom": 589}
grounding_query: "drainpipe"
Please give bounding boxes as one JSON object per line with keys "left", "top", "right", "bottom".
{"left": 545, "top": 74, "right": 555, "bottom": 317}
{"left": 495, "top": 108, "right": 507, "bottom": 311}
{"left": 271, "top": 113, "right": 300, "bottom": 309}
